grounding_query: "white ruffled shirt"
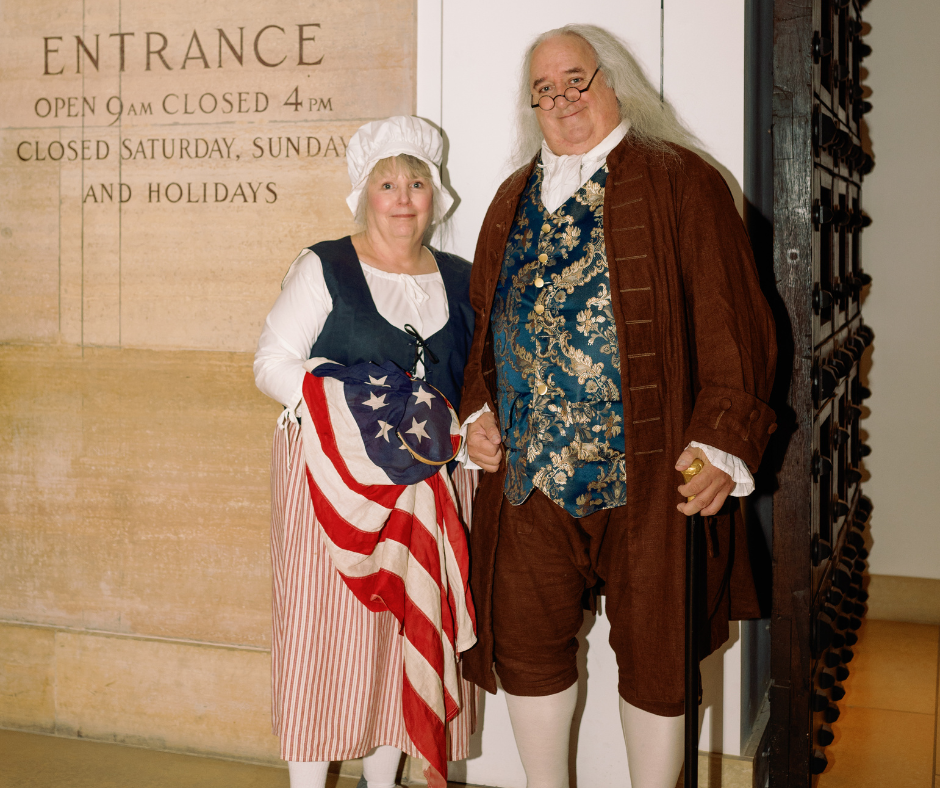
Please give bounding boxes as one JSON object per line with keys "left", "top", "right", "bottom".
{"left": 253, "top": 248, "right": 448, "bottom": 425}
{"left": 460, "top": 122, "right": 755, "bottom": 495}
{"left": 539, "top": 121, "right": 630, "bottom": 212}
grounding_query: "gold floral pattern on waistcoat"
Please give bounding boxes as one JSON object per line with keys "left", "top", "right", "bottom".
{"left": 492, "top": 163, "right": 626, "bottom": 517}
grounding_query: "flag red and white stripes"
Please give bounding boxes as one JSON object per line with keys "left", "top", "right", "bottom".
{"left": 269, "top": 387, "right": 478, "bottom": 779}
{"left": 298, "top": 372, "right": 475, "bottom": 787}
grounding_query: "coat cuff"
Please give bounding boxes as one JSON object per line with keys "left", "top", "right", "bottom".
{"left": 684, "top": 386, "right": 777, "bottom": 472}
{"left": 458, "top": 374, "right": 495, "bottom": 423}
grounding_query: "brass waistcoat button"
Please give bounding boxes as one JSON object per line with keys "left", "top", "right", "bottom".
{"left": 534, "top": 303, "right": 545, "bottom": 314}
{"left": 537, "top": 382, "right": 548, "bottom": 395}
{"left": 538, "top": 253, "right": 548, "bottom": 263}
{"left": 541, "top": 223, "right": 551, "bottom": 233}
{"left": 534, "top": 277, "right": 545, "bottom": 288}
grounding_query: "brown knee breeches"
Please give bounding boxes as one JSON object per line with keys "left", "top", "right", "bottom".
{"left": 492, "top": 489, "right": 634, "bottom": 697}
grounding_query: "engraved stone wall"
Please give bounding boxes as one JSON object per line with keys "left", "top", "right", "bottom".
{"left": 0, "top": 0, "right": 416, "bottom": 762}
{"left": 1, "top": 0, "right": 415, "bottom": 349}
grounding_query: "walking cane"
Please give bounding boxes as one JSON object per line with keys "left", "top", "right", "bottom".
{"left": 680, "top": 458, "right": 705, "bottom": 788}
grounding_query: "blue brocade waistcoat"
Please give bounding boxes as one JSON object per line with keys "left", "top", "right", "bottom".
{"left": 491, "top": 162, "right": 627, "bottom": 517}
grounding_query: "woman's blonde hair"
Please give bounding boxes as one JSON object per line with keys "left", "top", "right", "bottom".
{"left": 513, "top": 25, "right": 699, "bottom": 167}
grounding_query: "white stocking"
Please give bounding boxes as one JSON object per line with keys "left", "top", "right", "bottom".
{"left": 504, "top": 684, "right": 578, "bottom": 788}
{"left": 361, "top": 745, "right": 403, "bottom": 788}
{"left": 287, "top": 761, "right": 330, "bottom": 788}
{"left": 619, "top": 698, "right": 685, "bottom": 788}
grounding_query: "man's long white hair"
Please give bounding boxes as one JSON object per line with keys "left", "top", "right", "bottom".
{"left": 513, "top": 24, "right": 699, "bottom": 168}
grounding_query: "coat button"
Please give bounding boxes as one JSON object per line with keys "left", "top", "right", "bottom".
{"left": 538, "top": 253, "right": 548, "bottom": 263}
{"left": 541, "top": 223, "right": 552, "bottom": 233}
{"left": 534, "top": 277, "right": 545, "bottom": 288}
{"left": 534, "top": 304, "right": 545, "bottom": 314}
{"left": 768, "top": 423, "right": 778, "bottom": 435}
{"left": 749, "top": 409, "right": 760, "bottom": 422}
{"left": 720, "top": 397, "right": 733, "bottom": 411}
{"left": 537, "top": 383, "right": 548, "bottom": 395}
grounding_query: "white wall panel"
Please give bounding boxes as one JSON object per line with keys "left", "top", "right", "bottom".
{"left": 416, "top": 0, "right": 443, "bottom": 128}
{"left": 664, "top": 0, "right": 746, "bottom": 210}
{"left": 856, "top": 0, "right": 940, "bottom": 581}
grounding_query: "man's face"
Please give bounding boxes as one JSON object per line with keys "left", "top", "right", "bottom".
{"left": 529, "top": 34, "right": 621, "bottom": 156}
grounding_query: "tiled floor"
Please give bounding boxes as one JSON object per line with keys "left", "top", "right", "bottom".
{"left": 2, "top": 620, "right": 937, "bottom": 788}
{"left": 0, "top": 729, "right": 487, "bottom": 788}
{"left": 817, "top": 619, "right": 940, "bottom": 788}
{"left": 0, "top": 731, "right": 292, "bottom": 788}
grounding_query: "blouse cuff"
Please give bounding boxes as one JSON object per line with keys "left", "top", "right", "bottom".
{"left": 688, "top": 441, "right": 755, "bottom": 497}
{"left": 456, "top": 404, "right": 491, "bottom": 470}
{"left": 277, "top": 358, "right": 334, "bottom": 430}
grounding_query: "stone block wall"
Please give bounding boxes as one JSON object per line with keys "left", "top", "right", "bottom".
{"left": 0, "top": 0, "right": 417, "bottom": 764}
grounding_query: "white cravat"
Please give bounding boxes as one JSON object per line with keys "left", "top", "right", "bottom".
{"left": 539, "top": 121, "right": 629, "bottom": 212}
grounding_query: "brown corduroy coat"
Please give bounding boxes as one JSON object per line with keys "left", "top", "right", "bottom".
{"left": 458, "top": 138, "right": 778, "bottom": 716}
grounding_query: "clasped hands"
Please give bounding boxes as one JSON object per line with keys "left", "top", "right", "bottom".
{"left": 466, "top": 412, "right": 735, "bottom": 516}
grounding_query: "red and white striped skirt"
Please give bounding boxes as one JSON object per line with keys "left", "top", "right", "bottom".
{"left": 269, "top": 421, "right": 478, "bottom": 762}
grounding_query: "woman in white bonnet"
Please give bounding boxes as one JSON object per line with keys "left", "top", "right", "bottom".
{"left": 254, "top": 116, "right": 476, "bottom": 788}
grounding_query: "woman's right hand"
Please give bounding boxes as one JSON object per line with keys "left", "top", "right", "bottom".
{"left": 467, "top": 411, "right": 503, "bottom": 473}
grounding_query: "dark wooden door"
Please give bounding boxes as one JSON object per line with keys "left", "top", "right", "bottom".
{"left": 753, "top": 1, "right": 875, "bottom": 785}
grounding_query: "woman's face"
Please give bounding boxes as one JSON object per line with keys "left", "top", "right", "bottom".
{"left": 364, "top": 165, "right": 434, "bottom": 243}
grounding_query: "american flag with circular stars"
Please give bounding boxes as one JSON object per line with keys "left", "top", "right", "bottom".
{"left": 299, "top": 360, "right": 475, "bottom": 788}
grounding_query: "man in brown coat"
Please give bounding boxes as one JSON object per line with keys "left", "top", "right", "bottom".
{"left": 459, "top": 24, "right": 776, "bottom": 788}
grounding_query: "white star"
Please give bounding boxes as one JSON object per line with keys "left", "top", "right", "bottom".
{"left": 413, "top": 386, "right": 436, "bottom": 408}
{"left": 363, "top": 392, "right": 388, "bottom": 411}
{"left": 368, "top": 375, "right": 390, "bottom": 387}
{"left": 375, "top": 420, "right": 392, "bottom": 442}
{"left": 405, "top": 417, "right": 430, "bottom": 443}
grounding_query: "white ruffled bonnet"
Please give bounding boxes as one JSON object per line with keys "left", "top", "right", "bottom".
{"left": 345, "top": 116, "right": 455, "bottom": 223}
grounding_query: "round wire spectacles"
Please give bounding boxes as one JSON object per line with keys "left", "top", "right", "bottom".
{"left": 530, "top": 67, "right": 601, "bottom": 110}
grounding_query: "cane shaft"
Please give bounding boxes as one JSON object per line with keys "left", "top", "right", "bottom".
{"left": 685, "top": 512, "right": 701, "bottom": 788}
{"left": 682, "top": 458, "right": 705, "bottom": 788}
